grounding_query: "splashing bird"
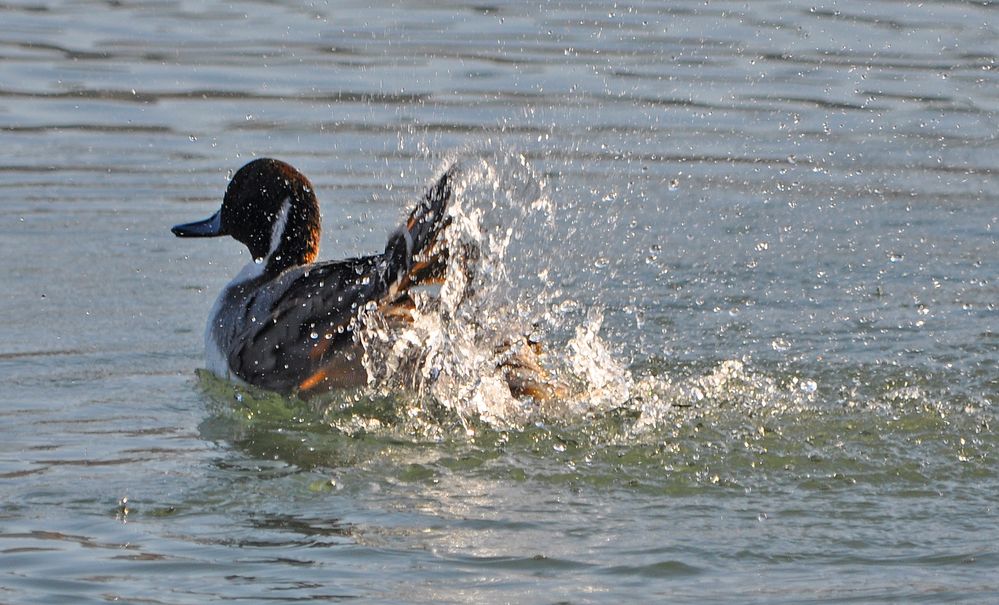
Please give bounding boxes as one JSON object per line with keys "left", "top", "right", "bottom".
{"left": 173, "top": 158, "right": 558, "bottom": 400}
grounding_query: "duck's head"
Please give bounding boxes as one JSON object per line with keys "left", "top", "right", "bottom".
{"left": 173, "top": 158, "right": 321, "bottom": 274}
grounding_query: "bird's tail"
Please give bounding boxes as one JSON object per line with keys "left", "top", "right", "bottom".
{"left": 383, "top": 165, "right": 457, "bottom": 291}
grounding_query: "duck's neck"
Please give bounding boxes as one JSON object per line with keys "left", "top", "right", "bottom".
{"left": 252, "top": 198, "right": 321, "bottom": 277}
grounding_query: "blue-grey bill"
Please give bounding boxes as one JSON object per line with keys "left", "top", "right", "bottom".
{"left": 172, "top": 211, "right": 225, "bottom": 237}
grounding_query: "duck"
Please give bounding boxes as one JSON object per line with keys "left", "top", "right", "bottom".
{"left": 173, "top": 158, "right": 558, "bottom": 400}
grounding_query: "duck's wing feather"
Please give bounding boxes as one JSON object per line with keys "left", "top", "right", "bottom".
{"left": 385, "top": 163, "right": 456, "bottom": 288}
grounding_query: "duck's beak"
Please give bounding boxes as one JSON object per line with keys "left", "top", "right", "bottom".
{"left": 172, "top": 211, "right": 226, "bottom": 237}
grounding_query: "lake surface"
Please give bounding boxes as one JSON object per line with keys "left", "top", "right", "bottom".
{"left": 1, "top": 1, "right": 997, "bottom": 603}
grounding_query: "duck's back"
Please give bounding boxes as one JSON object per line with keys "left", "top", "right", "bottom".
{"left": 213, "top": 254, "right": 391, "bottom": 394}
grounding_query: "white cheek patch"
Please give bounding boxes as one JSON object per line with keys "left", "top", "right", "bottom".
{"left": 266, "top": 198, "right": 292, "bottom": 261}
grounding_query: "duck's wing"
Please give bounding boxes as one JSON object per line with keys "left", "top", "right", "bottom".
{"left": 228, "top": 167, "right": 456, "bottom": 395}
{"left": 227, "top": 256, "right": 386, "bottom": 393}
{"left": 383, "top": 163, "right": 456, "bottom": 289}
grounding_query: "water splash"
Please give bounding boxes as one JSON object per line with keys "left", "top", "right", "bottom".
{"left": 350, "top": 152, "right": 641, "bottom": 429}
{"left": 347, "top": 152, "right": 827, "bottom": 433}
{"left": 627, "top": 359, "right": 820, "bottom": 435}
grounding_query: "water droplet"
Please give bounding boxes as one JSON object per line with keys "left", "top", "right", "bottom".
{"left": 771, "top": 338, "right": 791, "bottom": 352}
{"left": 310, "top": 332, "right": 319, "bottom": 339}
{"left": 593, "top": 257, "right": 610, "bottom": 269}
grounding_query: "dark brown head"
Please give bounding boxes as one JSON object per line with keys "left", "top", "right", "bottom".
{"left": 172, "top": 158, "right": 321, "bottom": 274}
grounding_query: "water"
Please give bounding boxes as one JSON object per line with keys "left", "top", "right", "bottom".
{"left": 1, "top": 1, "right": 997, "bottom": 602}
